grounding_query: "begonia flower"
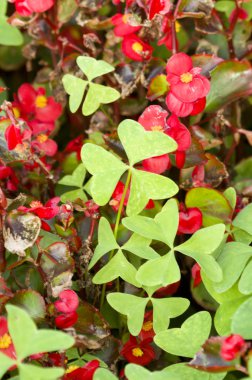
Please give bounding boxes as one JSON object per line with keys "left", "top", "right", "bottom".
{"left": 14, "top": 0, "right": 54, "bottom": 16}
{"left": 166, "top": 53, "right": 210, "bottom": 103}
{"left": 18, "top": 197, "right": 60, "bottom": 219}
{"left": 139, "top": 311, "right": 155, "bottom": 341}
{"left": 178, "top": 204, "right": 203, "bottom": 234}
{"left": 54, "top": 290, "right": 79, "bottom": 314}
{"left": 64, "top": 360, "right": 100, "bottom": 380}
{"left": 0, "top": 317, "right": 16, "bottom": 362}
{"left": 120, "top": 336, "right": 155, "bottom": 365}
{"left": 191, "top": 263, "right": 202, "bottom": 287}
{"left": 55, "top": 311, "right": 78, "bottom": 329}
{"left": 149, "top": 0, "right": 171, "bottom": 20}
{"left": 122, "top": 35, "right": 153, "bottom": 61}
{"left": 220, "top": 334, "right": 246, "bottom": 361}
{"left": 112, "top": 14, "right": 141, "bottom": 36}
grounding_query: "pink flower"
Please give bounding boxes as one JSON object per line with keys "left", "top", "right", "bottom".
{"left": 178, "top": 205, "right": 203, "bottom": 235}
{"left": 4, "top": 124, "right": 31, "bottom": 151}
{"left": 16, "top": 83, "right": 62, "bottom": 123}
{"left": 220, "top": 335, "right": 246, "bottom": 361}
{"left": 122, "top": 35, "right": 153, "bottom": 61}
{"left": 54, "top": 290, "right": 79, "bottom": 314}
{"left": 31, "top": 134, "right": 58, "bottom": 157}
{"left": 14, "top": 0, "right": 54, "bottom": 16}
{"left": 55, "top": 311, "right": 78, "bottom": 329}
{"left": 166, "top": 92, "right": 206, "bottom": 117}
{"left": 149, "top": 0, "right": 171, "bottom": 20}
{"left": 166, "top": 53, "right": 210, "bottom": 103}
{"left": 111, "top": 14, "right": 141, "bottom": 36}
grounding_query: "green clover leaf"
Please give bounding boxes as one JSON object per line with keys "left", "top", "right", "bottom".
{"left": 58, "top": 163, "right": 88, "bottom": 202}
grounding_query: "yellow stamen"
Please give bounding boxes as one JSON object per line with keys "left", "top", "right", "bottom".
{"left": 35, "top": 95, "right": 48, "bottom": 108}
{"left": 180, "top": 72, "right": 193, "bottom": 83}
{"left": 151, "top": 125, "right": 163, "bottom": 132}
{"left": 13, "top": 107, "right": 21, "bottom": 118}
{"left": 132, "top": 42, "right": 143, "bottom": 53}
{"left": 30, "top": 200, "right": 43, "bottom": 208}
{"left": 142, "top": 321, "right": 153, "bottom": 332}
{"left": 175, "top": 22, "right": 181, "bottom": 33}
{"left": 132, "top": 347, "right": 144, "bottom": 357}
{"left": 122, "top": 14, "right": 130, "bottom": 23}
{"left": 65, "top": 365, "right": 79, "bottom": 374}
{"left": 37, "top": 134, "right": 49, "bottom": 143}
{"left": 0, "top": 333, "right": 12, "bottom": 349}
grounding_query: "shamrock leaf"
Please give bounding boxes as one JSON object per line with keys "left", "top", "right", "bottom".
{"left": 81, "top": 144, "right": 128, "bottom": 205}
{"left": 58, "top": 163, "right": 87, "bottom": 202}
{"left": 94, "top": 368, "right": 118, "bottom": 380}
{"left": 107, "top": 293, "right": 189, "bottom": 336}
{"left": 89, "top": 217, "right": 158, "bottom": 286}
{"left": 81, "top": 122, "right": 178, "bottom": 215}
{"left": 1, "top": 305, "right": 74, "bottom": 380}
{"left": 62, "top": 56, "right": 120, "bottom": 116}
{"left": 125, "top": 364, "right": 167, "bottom": 380}
{"left": 154, "top": 311, "right": 212, "bottom": 358}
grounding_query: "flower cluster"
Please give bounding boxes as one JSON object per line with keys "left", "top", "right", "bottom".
{"left": 4, "top": 83, "right": 62, "bottom": 158}
{"left": 54, "top": 290, "right": 79, "bottom": 329}
{"left": 166, "top": 53, "right": 210, "bottom": 117}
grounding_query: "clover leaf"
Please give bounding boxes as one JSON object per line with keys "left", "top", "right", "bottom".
{"left": 62, "top": 56, "right": 120, "bottom": 116}
{"left": 0, "top": 0, "right": 23, "bottom": 46}
{"left": 81, "top": 120, "right": 178, "bottom": 216}
{"left": 58, "top": 163, "right": 88, "bottom": 202}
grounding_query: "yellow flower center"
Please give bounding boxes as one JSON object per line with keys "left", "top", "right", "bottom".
{"left": 66, "top": 365, "right": 79, "bottom": 374}
{"left": 0, "top": 333, "right": 12, "bottom": 349}
{"left": 13, "top": 107, "right": 21, "bottom": 118}
{"left": 122, "top": 14, "right": 130, "bottom": 23}
{"left": 132, "top": 42, "right": 143, "bottom": 53}
{"left": 142, "top": 321, "right": 153, "bottom": 332}
{"left": 151, "top": 125, "right": 163, "bottom": 132}
{"left": 35, "top": 95, "right": 48, "bottom": 108}
{"left": 30, "top": 200, "right": 43, "bottom": 208}
{"left": 180, "top": 72, "right": 193, "bottom": 83}
{"left": 175, "top": 22, "right": 181, "bottom": 33}
{"left": 37, "top": 134, "right": 49, "bottom": 143}
{"left": 132, "top": 347, "right": 144, "bottom": 357}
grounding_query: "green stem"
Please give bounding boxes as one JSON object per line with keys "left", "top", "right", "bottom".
{"left": 100, "top": 170, "right": 132, "bottom": 309}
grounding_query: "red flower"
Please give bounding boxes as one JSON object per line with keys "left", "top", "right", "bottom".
{"left": 0, "top": 316, "right": 16, "bottom": 362}
{"left": 4, "top": 124, "right": 31, "bottom": 151}
{"left": 64, "top": 360, "right": 100, "bottom": 380}
{"left": 166, "top": 53, "right": 210, "bottom": 103}
{"left": 178, "top": 205, "right": 202, "bottom": 234}
{"left": 166, "top": 92, "right": 206, "bottom": 117}
{"left": 55, "top": 311, "right": 78, "bottom": 329}
{"left": 14, "top": 0, "right": 54, "bottom": 16}
{"left": 0, "top": 164, "right": 19, "bottom": 192}
{"left": 54, "top": 290, "right": 79, "bottom": 314}
{"left": 122, "top": 35, "right": 153, "bottom": 61}
{"left": 220, "top": 335, "right": 246, "bottom": 361}
{"left": 18, "top": 197, "right": 60, "bottom": 219}
{"left": 16, "top": 84, "right": 62, "bottom": 123}
{"left": 31, "top": 134, "right": 58, "bottom": 157}
{"left": 229, "top": 7, "right": 248, "bottom": 24}
{"left": 139, "top": 311, "right": 155, "bottom": 342}
{"left": 153, "top": 281, "right": 180, "bottom": 298}
{"left": 121, "top": 336, "right": 155, "bottom": 365}
{"left": 149, "top": 0, "right": 171, "bottom": 20}
{"left": 65, "top": 135, "right": 84, "bottom": 161}
{"left": 138, "top": 106, "right": 191, "bottom": 172}
{"left": 191, "top": 263, "right": 202, "bottom": 288}
{"left": 112, "top": 14, "right": 141, "bottom": 37}
{"left": 84, "top": 200, "right": 100, "bottom": 218}
{"left": 110, "top": 181, "right": 154, "bottom": 211}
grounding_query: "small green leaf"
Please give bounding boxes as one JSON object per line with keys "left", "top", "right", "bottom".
{"left": 223, "top": 187, "right": 236, "bottom": 210}
{"left": 0, "top": 18, "right": 24, "bottom": 46}
{"left": 7, "top": 305, "right": 74, "bottom": 361}
{"left": 155, "top": 199, "right": 179, "bottom": 248}
{"left": 82, "top": 83, "right": 120, "bottom": 116}
{"left": 62, "top": 75, "right": 88, "bottom": 113}
{"left": 136, "top": 252, "right": 180, "bottom": 287}
{"left": 0, "top": 352, "right": 15, "bottom": 378}
{"left": 18, "top": 364, "right": 64, "bottom": 380}
{"left": 89, "top": 217, "right": 118, "bottom": 269}
{"left": 233, "top": 203, "right": 252, "bottom": 235}
{"left": 239, "top": 260, "right": 252, "bottom": 294}
{"left": 125, "top": 364, "right": 166, "bottom": 380}
{"left": 231, "top": 297, "right": 252, "bottom": 339}
{"left": 214, "top": 297, "right": 248, "bottom": 336}
{"left": 122, "top": 215, "right": 165, "bottom": 244}
{"left": 122, "top": 233, "right": 159, "bottom": 260}
{"left": 0, "top": 0, "right": 7, "bottom": 16}
{"left": 77, "top": 56, "right": 115, "bottom": 82}
{"left": 60, "top": 189, "right": 87, "bottom": 203}
{"left": 154, "top": 311, "right": 212, "bottom": 358}
{"left": 127, "top": 169, "right": 178, "bottom": 216}
{"left": 81, "top": 143, "right": 127, "bottom": 205}
{"left": 58, "top": 163, "right": 86, "bottom": 188}
{"left": 118, "top": 120, "right": 177, "bottom": 167}
{"left": 151, "top": 297, "right": 190, "bottom": 333}
{"left": 107, "top": 293, "right": 149, "bottom": 336}
{"left": 94, "top": 368, "right": 118, "bottom": 380}
{"left": 93, "top": 250, "right": 140, "bottom": 287}
{"left": 163, "top": 363, "right": 226, "bottom": 380}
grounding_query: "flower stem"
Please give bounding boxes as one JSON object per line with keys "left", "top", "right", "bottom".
{"left": 100, "top": 169, "right": 132, "bottom": 309}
